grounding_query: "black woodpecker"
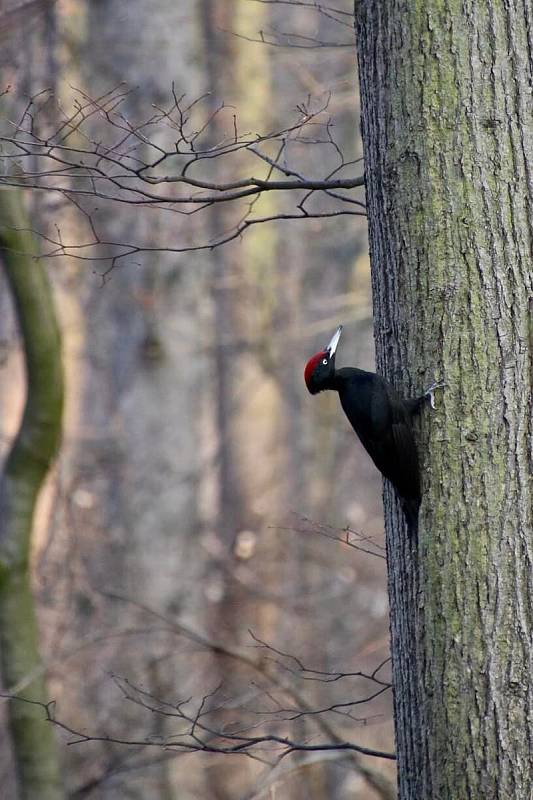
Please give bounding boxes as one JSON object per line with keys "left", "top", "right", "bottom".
{"left": 304, "top": 325, "right": 441, "bottom": 532}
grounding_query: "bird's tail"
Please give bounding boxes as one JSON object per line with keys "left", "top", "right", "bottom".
{"left": 402, "top": 497, "right": 420, "bottom": 537}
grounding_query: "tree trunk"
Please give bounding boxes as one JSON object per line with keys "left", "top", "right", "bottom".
{"left": 0, "top": 188, "right": 64, "bottom": 800}
{"left": 200, "top": 0, "right": 246, "bottom": 551}
{"left": 355, "top": 3, "right": 533, "bottom": 799}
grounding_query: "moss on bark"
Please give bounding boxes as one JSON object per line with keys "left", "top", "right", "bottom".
{"left": 0, "top": 188, "right": 64, "bottom": 800}
{"left": 356, "top": 2, "right": 533, "bottom": 798}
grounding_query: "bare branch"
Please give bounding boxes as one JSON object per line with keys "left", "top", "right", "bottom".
{"left": 0, "top": 691, "right": 395, "bottom": 761}
{"left": 247, "top": 630, "right": 391, "bottom": 686}
{"left": 0, "top": 86, "right": 365, "bottom": 270}
{"left": 223, "top": 28, "right": 355, "bottom": 49}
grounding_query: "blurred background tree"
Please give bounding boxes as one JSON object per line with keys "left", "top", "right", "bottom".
{"left": 0, "top": 187, "right": 64, "bottom": 800}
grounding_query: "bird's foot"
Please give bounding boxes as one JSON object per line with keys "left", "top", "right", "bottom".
{"left": 424, "top": 381, "right": 445, "bottom": 410}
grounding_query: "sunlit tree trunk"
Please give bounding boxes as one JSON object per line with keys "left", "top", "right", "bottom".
{"left": 199, "top": 4, "right": 262, "bottom": 799}
{"left": 0, "top": 189, "right": 64, "bottom": 800}
{"left": 200, "top": 0, "right": 246, "bottom": 551}
{"left": 356, "top": 3, "right": 533, "bottom": 799}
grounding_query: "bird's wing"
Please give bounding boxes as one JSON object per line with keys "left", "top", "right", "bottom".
{"left": 389, "top": 413, "right": 420, "bottom": 500}
{"left": 338, "top": 371, "right": 421, "bottom": 504}
{"left": 370, "top": 382, "right": 420, "bottom": 501}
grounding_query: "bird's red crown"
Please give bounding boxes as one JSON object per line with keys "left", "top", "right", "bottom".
{"left": 304, "top": 351, "right": 326, "bottom": 389}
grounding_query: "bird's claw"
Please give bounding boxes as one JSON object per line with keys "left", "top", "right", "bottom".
{"left": 424, "top": 381, "right": 445, "bottom": 410}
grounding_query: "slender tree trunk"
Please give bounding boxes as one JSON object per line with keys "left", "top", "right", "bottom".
{"left": 200, "top": 0, "right": 246, "bottom": 549}
{"left": 356, "top": 3, "right": 533, "bottom": 799}
{"left": 0, "top": 188, "right": 64, "bottom": 800}
{"left": 199, "top": 6, "right": 252, "bottom": 799}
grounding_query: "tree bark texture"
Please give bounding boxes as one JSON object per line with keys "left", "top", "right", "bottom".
{"left": 0, "top": 188, "right": 64, "bottom": 800}
{"left": 356, "top": 3, "right": 533, "bottom": 799}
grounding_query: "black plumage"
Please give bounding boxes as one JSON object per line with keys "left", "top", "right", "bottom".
{"left": 304, "top": 326, "right": 436, "bottom": 532}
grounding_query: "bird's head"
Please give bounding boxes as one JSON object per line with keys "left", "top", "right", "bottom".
{"left": 304, "top": 325, "right": 342, "bottom": 395}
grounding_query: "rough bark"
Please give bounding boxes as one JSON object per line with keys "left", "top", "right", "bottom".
{"left": 0, "top": 188, "right": 64, "bottom": 800}
{"left": 356, "top": 3, "right": 533, "bottom": 799}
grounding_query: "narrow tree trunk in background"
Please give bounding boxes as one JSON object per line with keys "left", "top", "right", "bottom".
{"left": 200, "top": 0, "right": 245, "bottom": 549}
{"left": 356, "top": 3, "right": 533, "bottom": 799}
{"left": 199, "top": 6, "right": 252, "bottom": 800}
{"left": 0, "top": 189, "right": 64, "bottom": 800}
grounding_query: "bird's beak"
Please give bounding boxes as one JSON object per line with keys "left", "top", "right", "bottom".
{"left": 326, "top": 325, "right": 342, "bottom": 357}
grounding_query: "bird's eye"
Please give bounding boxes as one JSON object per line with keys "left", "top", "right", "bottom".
{"left": 322, "top": 358, "right": 328, "bottom": 365}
